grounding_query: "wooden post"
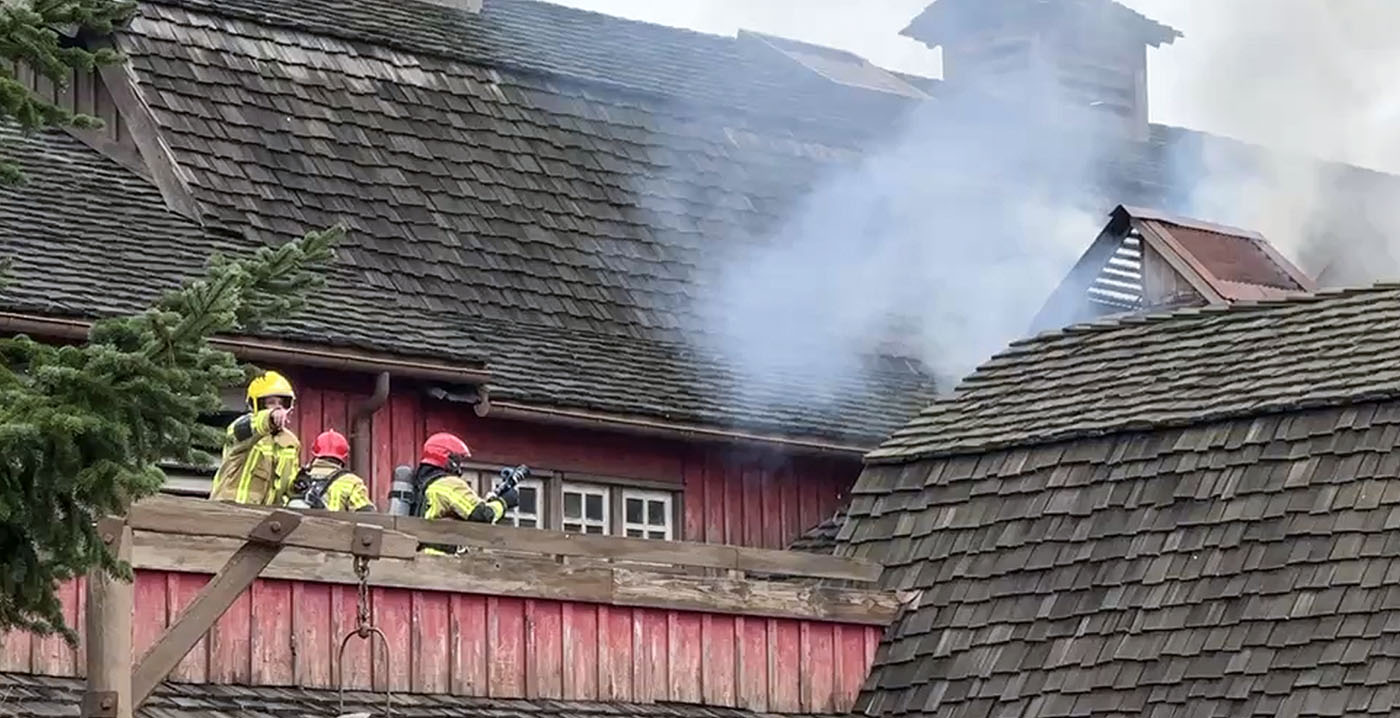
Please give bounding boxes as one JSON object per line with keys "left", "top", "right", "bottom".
{"left": 84, "top": 517, "right": 132, "bottom": 718}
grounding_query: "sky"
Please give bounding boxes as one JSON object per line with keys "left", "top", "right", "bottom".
{"left": 549, "top": 0, "right": 1400, "bottom": 175}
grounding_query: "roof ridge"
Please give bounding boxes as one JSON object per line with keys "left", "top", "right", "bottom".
{"left": 1007, "top": 280, "right": 1399, "bottom": 349}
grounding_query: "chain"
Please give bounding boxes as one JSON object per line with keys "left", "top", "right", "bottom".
{"left": 353, "top": 555, "right": 372, "bottom": 638}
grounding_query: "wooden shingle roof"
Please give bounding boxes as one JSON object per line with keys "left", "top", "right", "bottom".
{"left": 0, "top": 672, "right": 846, "bottom": 718}
{"left": 869, "top": 284, "right": 1400, "bottom": 462}
{"left": 0, "top": 0, "right": 945, "bottom": 445}
{"left": 840, "top": 286, "right": 1400, "bottom": 717}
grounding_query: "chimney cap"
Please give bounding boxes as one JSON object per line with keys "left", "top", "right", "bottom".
{"left": 901, "top": 0, "right": 1183, "bottom": 50}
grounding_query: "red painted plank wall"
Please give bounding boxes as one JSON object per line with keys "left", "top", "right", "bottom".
{"left": 3, "top": 572, "right": 882, "bottom": 713}
{"left": 278, "top": 371, "right": 857, "bottom": 550}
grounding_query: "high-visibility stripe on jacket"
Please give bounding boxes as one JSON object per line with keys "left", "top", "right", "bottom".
{"left": 420, "top": 474, "right": 505, "bottom": 555}
{"left": 304, "top": 458, "right": 375, "bottom": 512}
{"left": 422, "top": 475, "right": 505, "bottom": 522}
{"left": 209, "top": 409, "right": 300, "bottom": 506}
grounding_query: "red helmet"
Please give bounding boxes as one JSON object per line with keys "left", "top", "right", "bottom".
{"left": 421, "top": 432, "right": 470, "bottom": 470}
{"left": 311, "top": 430, "right": 350, "bottom": 464}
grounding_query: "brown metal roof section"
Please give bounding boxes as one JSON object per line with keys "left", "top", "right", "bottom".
{"left": 1122, "top": 205, "right": 1317, "bottom": 301}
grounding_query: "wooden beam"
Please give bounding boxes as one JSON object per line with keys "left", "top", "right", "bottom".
{"left": 128, "top": 496, "right": 418, "bottom": 560}
{"left": 90, "top": 44, "right": 204, "bottom": 224}
{"left": 385, "top": 513, "right": 881, "bottom": 583}
{"left": 130, "top": 540, "right": 285, "bottom": 707}
{"left": 84, "top": 518, "right": 132, "bottom": 718}
{"left": 131, "top": 533, "right": 902, "bottom": 626}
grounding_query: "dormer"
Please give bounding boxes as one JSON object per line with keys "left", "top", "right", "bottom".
{"left": 1030, "top": 205, "right": 1317, "bottom": 333}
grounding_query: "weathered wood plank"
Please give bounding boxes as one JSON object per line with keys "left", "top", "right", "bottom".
{"left": 450, "top": 594, "right": 487, "bottom": 696}
{"left": 705, "top": 452, "right": 724, "bottom": 544}
{"left": 683, "top": 454, "right": 704, "bottom": 543}
{"left": 331, "top": 585, "right": 370, "bottom": 690}
{"left": 738, "top": 616, "right": 768, "bottom": 712}
{"left": 130, "top": 573, "right": 167, "bottom": 663}
{"left": 0, "top": 622, "right": 32, "bottom": 672}
{"left": 165, "top": 574, "right": 208, "bottom": 683}
{"left": 562, "top": 602, "right": 598, "bottom": 700}
{"left": 835, "top": 624, "right": 871, "bottom": 711}
{"left": 610, "top": 568, "right": 900, "bottom": 626}
{"left": 490, "top": 597, "right": 525, "bottom": 697}
{"left": 669, "top": 612, "right": 702, "bottom": 704}
{"left": 148, "top": 542, "right": 276, "bottom": 698}
{"left": 73, "top": 576, "right": 88, "bottom": 679}
{"left": 599, "top": 605, "right": 633, "bottom": 701}
{"left": 250, "top": 579, "right": 294, "bottom": 686}
{"left": 129, "top": 496, "right": 418, "bottom": 559}
{"left": 372, "top": 587, "right": 412, "bottom": 694}
{"left": 526, "top": 599, "right": 563, "bottom": 699}
{"left": 641, "top": 608, "right": 668, "bottom": 702}
{"left": 770, "top": 619, "right": 802, "bottom": 712}
{"left": 32, "top": 579, "right": 78, "bottom": 676}
{"left": 804, "top": 622, "right": 835, "bottom": 712}
{"left": 292, "top": 581, "right": 333, "bottom": 688}
{"left": 412, "top": 591, "right": 451, "bottom": 694}
{"left": 133, "top": 533, "right": 899, "bottom": 624}
{"left": 701, "top": 614, "right": 736, "bottom": 707}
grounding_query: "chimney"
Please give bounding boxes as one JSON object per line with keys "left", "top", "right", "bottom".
{"left": 900, "top": 0, "right": 1181, "bottom": 141}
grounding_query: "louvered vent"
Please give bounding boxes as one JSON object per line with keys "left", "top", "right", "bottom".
{"left": 1086, "top": 230, "right": 1143, "bottom": 311}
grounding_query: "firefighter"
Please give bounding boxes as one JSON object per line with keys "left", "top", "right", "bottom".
{"left": 209, "top": 370, "right": 300, "bottom": 506}
{"left": 288, "top": 429, "right": 375, "bottom": 512}
{"left": 415, "top": 432, "right": 519, "bottom": 554}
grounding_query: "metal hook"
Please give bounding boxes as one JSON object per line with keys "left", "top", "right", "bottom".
{"left": 335, "top": 625, "right": 393, "bottom": 717}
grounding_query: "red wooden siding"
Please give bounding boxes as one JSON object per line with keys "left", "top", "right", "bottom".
{"left": 4, "top": 572, "right": 882, "bottom": 713}
{"left": 277, "top": 371, "right": 856, "bottom": 549}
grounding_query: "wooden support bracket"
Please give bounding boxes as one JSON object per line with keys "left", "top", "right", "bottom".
{"left": 129, "top": 510, "right": 302, "bottom": 709}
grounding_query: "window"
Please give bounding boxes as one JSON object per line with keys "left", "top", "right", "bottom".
{"left": 622, "top": 489, "right": 672, "bottom": 540}
{"left": 562, "top": 482, "right": 609, "bottom": 535}
{"left": 504, "top": 478, "right": 544, "bottom": 528}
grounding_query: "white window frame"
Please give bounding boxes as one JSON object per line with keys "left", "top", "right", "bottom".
{"left": 561, "top": 481, "right": 610, "bottom": 535}
{"left": 504, "top": 477, "right": 545, "bottom": 528}
{"left": 621, "top": 488, "right": 674, "bottom": 540}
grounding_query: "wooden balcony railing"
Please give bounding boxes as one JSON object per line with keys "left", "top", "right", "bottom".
{"left": 126, "top": 496, "right": 899, "bottom": 625}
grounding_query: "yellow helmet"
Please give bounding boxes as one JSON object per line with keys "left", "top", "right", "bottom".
{"left": 246, "top": 370, "right": 295, "bottom": 409}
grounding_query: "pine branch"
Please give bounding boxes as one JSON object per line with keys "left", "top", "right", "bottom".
{"left": 0, "top": 226, "right": 342, "bottom": 642}
{"left": 1, "top": 0, "right": 137, "bottom": 184}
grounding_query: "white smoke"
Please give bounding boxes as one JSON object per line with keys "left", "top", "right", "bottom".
{"left": 1131, "top": 0, "right": 1400, "bottom": 280}
{"left": 686, "top": 82, "right": 1117, "bottom": 403}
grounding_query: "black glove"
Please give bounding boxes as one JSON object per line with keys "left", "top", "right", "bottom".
{"left": 492, "top": 485, "right": 520, "bottom": 511}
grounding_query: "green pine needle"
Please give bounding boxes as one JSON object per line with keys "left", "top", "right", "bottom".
{"left": 0, "top": 227, "right": 342, "bottom": 643}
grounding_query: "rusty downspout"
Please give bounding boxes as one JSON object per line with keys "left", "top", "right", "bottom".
{"left": 350, "top": 371, "right": 390, "bottom": 478}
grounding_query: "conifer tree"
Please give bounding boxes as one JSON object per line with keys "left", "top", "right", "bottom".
{"left": 0, "top": 225, "right": 343, "bottom": 642}
{"left": 1, "top": 0, "right": 137, "bottom": 183}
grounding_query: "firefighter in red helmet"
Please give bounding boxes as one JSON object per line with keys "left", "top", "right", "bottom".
{"left": 287, "top": 430, "right": 375, "bottom": 512}
{"left": 415, "top": 432, "right": 518, "bottom": 554}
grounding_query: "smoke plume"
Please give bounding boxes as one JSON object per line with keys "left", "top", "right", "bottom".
{"left": 684, "top": 80, "right": 1123, "bottom": 407}
{"left": 1142, "top": 0, "right": 1400, "bottom": 280}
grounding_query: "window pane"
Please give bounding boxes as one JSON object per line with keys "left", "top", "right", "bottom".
{"left": 647, "top": 530, "right": 666, "bottom": 540}
{"left": 625, "top": 498, "right": 643, "bottom": 523}
{"left": 563, "top": 521, "right": 581, "bottom": 533}
{"left": 626, "top": 528, "right": 643, "bottom": 538}
{"left": 519, "top": 518, "right": 538, "bottom": 528}
{"left": 585, "top": 493, "right": 603, "bottom": 519}
{"left": 647, "top": 499, "right": 665, "bottom": 525}
{"left": 519, "top": 486, "right": 538, "bottom": 514}
{"left": 585, "top": 524, "right": 604, "bottom": 535}
{"left": 564, "top": 492, "right": 581, "bottom": 519}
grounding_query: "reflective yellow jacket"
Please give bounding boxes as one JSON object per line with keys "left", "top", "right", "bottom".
{"left": 302, "top": 458, "right": 374, "bottom": 512}
{"left": 420, "top": 473, "right": 505, "bottom": 555}
{"left": 209, "top": 409, "right": 299, "bottom": 506}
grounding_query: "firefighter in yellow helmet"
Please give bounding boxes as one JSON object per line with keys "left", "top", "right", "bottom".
{"left": 209, "top": 370, "right": 301, "bottom": 506}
